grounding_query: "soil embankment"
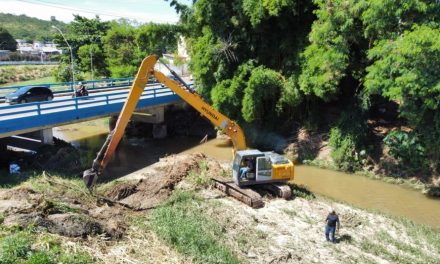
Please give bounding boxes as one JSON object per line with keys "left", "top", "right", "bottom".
{"left": 286, "top": 127, "right": 440, "bottom": 197}
{"left": 0, "top": 153, "right": 438, "bottom": 263}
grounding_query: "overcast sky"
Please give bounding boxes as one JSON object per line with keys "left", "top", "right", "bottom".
{"left": 1, "top": 0, "right": 190, "bottom": 23}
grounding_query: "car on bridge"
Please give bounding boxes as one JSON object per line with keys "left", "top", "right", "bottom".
{"left": 5, "top": 86, "right": 54, "bottom": 105}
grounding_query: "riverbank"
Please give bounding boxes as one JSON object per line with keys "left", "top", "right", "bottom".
{"left": 0, "top": 153, "right": 439, "bottom": 263}
{"left": 0, "top": 65, "right": 56, "bottom": 86}
{"left": 285, "top": 128, "right": 440, "bottom": 197}
{"left": 301, "top": 158, "right": 440, "bottom": 198}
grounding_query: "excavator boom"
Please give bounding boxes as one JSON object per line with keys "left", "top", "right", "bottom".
{"left": 83, "top": 55, "right": 247, "bottom": 189}
{"left": 153, "top": 70, "right": 246, "bottom": 150}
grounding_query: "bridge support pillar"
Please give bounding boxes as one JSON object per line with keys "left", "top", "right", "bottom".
{"left": 39, "top": 128, "right": 53, "bottom": 145}
{"left": 131, "top": 106, "right": 164, "bottom": 124}
{"left": 129, "top": 106, "right": 167, "bottom": 138}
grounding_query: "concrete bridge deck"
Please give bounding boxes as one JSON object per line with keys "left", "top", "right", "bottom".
{"left": 0, "top": 85, "right": 181, "bottom": 139}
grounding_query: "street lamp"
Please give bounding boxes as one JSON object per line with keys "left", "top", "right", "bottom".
{"left": 52, "top": 25, "right": 75, "bottom": 89}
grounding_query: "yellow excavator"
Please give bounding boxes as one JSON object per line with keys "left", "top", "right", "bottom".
{"left": 83, "top": 55, "right": 294, "bottom": 208}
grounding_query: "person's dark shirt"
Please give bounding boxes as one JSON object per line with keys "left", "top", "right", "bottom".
{"left": 326, "top": 214, "right": 339, "bottom": 227}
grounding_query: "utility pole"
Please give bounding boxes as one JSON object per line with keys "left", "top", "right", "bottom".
{"left": 88, "top": 34, "right": 101, "bottom": 81}
{"left": 52, "top": 26, "right": 75, "bottom": 89}
{"left": 90, "top": 43, "right": 93, "bottom": 81}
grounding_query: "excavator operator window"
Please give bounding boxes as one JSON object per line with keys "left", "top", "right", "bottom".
{"left": 256, "top": 157, "right": 272, "bottom": 181}
{"left": 238, "top": 157, "right": 256, "bottom": 181}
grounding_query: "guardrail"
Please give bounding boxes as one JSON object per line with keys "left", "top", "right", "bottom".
{"left": 0, "top": 86, "right": 181, "bottom": 138}
{"left": 0, "top": 61, "right": 59, "bottom": 66}
{"left": 0, "top": 77, "right": 137, "bottom": 99}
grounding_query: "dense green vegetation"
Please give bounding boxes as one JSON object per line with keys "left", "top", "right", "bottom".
{"left": 0, "top": 27, "right": 17, "bottom": 51}
{"left": 166, "top": 0, "right": 440, "bottom": 177}
{"left": 4, "top": 1, "right": 439, "bottom": 179}
{"left": 0, "top": 13, "right": 65, "bottom": 42}
{"left": 53, "top": 16, "right": 181, "bottom": 81}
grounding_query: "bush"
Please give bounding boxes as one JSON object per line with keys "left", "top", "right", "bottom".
{"left": 26, "top": 252, "right": 54, "bottom": 264}
{"left": 53, "top": 63, "right": 72, "bottom": 82}
{"left": 329, "top": 110, "right": 369, "bottom": 172}
{"left": 329, "top": 127, "right": 361, "bottom": 171}
{"left": 0, "top": 231, "right": 32, "bottom": 263}
{"left": 1, "top": 232, "right": 32, "bottom": 258}
{"left": 383, "top": 130, "right": 428, "bottom": 172}
{"left": 187, "top": 161, "right": 213, "bottom": 188}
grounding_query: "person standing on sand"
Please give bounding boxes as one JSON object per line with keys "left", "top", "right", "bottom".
{"left": 325, "top": 210, "right": 340, "bottom": 243}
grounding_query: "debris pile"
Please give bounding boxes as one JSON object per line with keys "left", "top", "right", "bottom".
{"left": 106, "top": 153, "right": 223, "bottom": 209}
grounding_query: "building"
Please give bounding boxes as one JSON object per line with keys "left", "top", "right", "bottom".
{"left": 158, "top": 36, "right": 191, "bottom": 77}
{"left": 16, "top": 40, "right": 62, "bottom": 57}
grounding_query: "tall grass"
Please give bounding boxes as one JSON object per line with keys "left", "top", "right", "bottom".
{"left": 0, "top": 65, "right": 56, "bottom": 86}
{"left": 0, "top": 228, "right": 93, "bottom": 264}
{"left": 150, "top": 191, "right": 240, "bottom": 264}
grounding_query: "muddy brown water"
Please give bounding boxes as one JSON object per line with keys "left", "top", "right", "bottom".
{"left": 54, "top": 119, "right": 440, "bottom": 229}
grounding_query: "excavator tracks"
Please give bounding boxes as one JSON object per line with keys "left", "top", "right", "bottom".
{"left": 212, "top": 178, "right": 264, "bottom": 208}
{"left": 258, "top": 183, "right": 292, "bottom": 200}
{"left": 212, "top": 178, "right": 292, "bottom": 208}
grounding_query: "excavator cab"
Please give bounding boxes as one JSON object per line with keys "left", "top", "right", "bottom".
{"left": 233, "top": 150, "right": 294, "bottom": 187}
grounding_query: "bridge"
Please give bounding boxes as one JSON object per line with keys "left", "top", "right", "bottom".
{"left": 0, "top": 77, "right": 137, "bottom": 100}
{"left": 0, "top": 81, "right": 183, "bottom": 144}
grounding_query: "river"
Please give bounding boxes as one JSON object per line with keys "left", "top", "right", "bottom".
{"left": 53, "top": 118, "right": 440, "bottom": 229}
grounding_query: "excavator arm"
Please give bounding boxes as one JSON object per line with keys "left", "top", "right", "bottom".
{"left": 83, "top": 55, "right": 246, "bottom": 189}
{"left": 153, "top": 70, "right": 246, "bottom": 150}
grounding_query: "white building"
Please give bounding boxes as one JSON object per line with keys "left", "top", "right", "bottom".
{"left": 16, "top": 40, "right": 62, "bottom": 58}
{"left": 157, "top": 36, "right": 191, "bottom": 77}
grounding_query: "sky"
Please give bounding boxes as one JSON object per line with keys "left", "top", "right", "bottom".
{"left": 1, "top": 0, "right": 191, "bottom": 23}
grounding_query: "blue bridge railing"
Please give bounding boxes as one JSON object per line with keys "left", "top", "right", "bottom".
{"left": 0, "top": 77, "right": 141, "bottom": 99}
{"left": 0, "top": 86, "right": 181, "bottom": 137}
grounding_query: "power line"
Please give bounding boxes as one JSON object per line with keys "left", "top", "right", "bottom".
{"left": 16, "top": 0, "right": 145, "bottom": 20}
{"left": 15, "top": 0, "right": 149, "bottom": 21}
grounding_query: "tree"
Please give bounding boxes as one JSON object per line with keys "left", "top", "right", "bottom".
{"left": 170, "top": 0, "right": 440, "bottom": 169}
{"left": 361, "top": 0, "right": 440, "bottom": 41}
{"left": 0, "top": 27, "right": 17, "bottom": 51}
{"left": 366, "top": 26, "right": 440, "bottom": 121}
{"left": 299, "top": 0, "right": 368, "bottom": 101}
{"left": 77, "top": 43, "right": 107, "bottom": 77}
{"left": 241, "top": 66, "right": 284, "bottom": 128}
{"left": 175, "top": 0, "right": 314, "bottom": 126}
{"left": 365, "top": 25, "right": 440, "bottom": 167}
{"left": 53, "top": 15, "right": 110, "bottom": 81}
{"left": 136, "top": 23, "right": 180, "bottom": 55}
{"left": 102, "top": 21, "right": 141, "bottom": 78}
{"left": 211, "top": 60, "right": 256, "bottom": 120}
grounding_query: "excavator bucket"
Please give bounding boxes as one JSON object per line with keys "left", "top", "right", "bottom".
{"left": 82, "top": 130, "right": 115, "bottom": 190}
{"left": 83, "top": 169, "right": 98, "bottom": 190}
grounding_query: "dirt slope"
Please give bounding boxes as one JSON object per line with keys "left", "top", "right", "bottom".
{"left": 205, "top": 195, "right": 439, "bottom": 263}
{"left": 0, "top": 153, "right": 438, "bottom": 263}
